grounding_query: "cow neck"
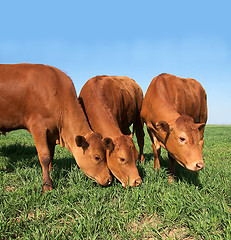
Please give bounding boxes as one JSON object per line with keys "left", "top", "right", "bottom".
{"left": 149, "top": 101, "right": 179, "bottom": 126}
{"left": 160, "top": 110, "right": 180, "bottom": 126}
{"left": 59, "top": 93, "right": 92, "bottom": 151}
{"left": 61, "top": 100, "right": 93, "bottom": 165}
{"left": 66, "top": 104, "right": 91, "bottom": 135}
{"left": 152, "top": 77, "right": 181, "bottom": 125}
{"left": 82, "top": 101, "right": 122, "bottom": 140}
{"left": 104, "top": 127, "right": 122, "bottom": 140}
{"left": 91, "top": 115, "right": 122, "bottom": 140}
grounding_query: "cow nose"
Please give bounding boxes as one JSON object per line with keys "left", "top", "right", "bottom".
{"left": 196, "top": 161, "right": 204, "bottom": 170}
{"left": 107, "top": 176, "right": 112, "bottom": 186}
{"left": 101, "top": 176, "right": 112, "bottom": 186}
{"left": 106, "top": 176, "right": 112, "bottom": 186}
{"left": 131, "top": 177, "right": 142, "bottom": 187}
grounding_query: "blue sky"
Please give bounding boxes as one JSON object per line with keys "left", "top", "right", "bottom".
{"left": 1, "top": 0, "right": 231, "bottom": 124}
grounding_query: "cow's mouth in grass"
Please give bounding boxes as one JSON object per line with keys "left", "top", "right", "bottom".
{"left": 83, "top": 171, "right": 112, "bottom": 186}
{"left": 82, "top": 171, "right": 98, "bottom": 184}
{"left": 113, "top": 173, "right": 127, "bottom": 187}
{"left": 169, "top": 152, "right": 186, "bottom": 168}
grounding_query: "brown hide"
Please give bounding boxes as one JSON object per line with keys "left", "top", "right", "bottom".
{"left": 0, "top": 64, "right": 112, "bottom": 193}
{"left": 141, "top": 73, "right": 207, "bottom": 174}
{"left": 79, "top": 75, "right": 144, "bottom": 187}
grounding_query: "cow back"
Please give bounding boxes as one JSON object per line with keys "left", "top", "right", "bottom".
{"left": 142, "top": 73, "right": 207, "bottom": 124}
{"left": 80, "top": 75, "right": 143, "bottom": 136}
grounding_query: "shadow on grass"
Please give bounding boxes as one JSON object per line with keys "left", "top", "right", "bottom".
{"left": 0, "top": 143, "right": 77, "bottom": 176}
{"left": 1, "top": 142, "right": 203, "bottom": 189}
{"left": 137, "top": 163, "right": 146, "bottom": 179}
{"left": 143, "top": 151, "right": 203, "bottom": 188}
{"left": 143, "top": 153, "right": 154, "bottom": 163}
{"left": 0, "top": 143, "right": 38, "bottom": 172}
{"left": 175, "top": 166, "right": 203, "bottom": 188}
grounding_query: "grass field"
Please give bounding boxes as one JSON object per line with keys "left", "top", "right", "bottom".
{"left": 0, "top": 126, "right": 230, "bottom": 239}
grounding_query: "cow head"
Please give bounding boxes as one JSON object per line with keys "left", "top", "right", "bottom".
{"left": 102, "top": 135, "right": 141, "bottom": 187}
{"left": 154, "top": 115, "right": 205, "bottom": 171}
{"left": 74, "top": 132, "right": 112, "bottom": 186}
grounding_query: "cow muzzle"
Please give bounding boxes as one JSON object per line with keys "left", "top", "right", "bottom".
{"left": 186, "top": 160, "right": 204, "bottom": 171}
{"left": 121, "top": 177, "right": 142, "bottom": 188}
{"left": 130, "top": 177, "right": 142, "bottom": 187}
{"left": 195, "top": 161, "right": 204, "bottom": 170}
{"left": 100, "top": 175, "right": 113, "bottom": 187}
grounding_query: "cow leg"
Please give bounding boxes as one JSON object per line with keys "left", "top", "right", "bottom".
{"left": 168, "top": 153, "right": 176, "bottom": 183}
{"left": 134, "top": 117, "right": 145, "bottom": 163}
{"left": 48, "top": 141, "right": 55, "bottom": 171}
{"left": 30, "top": 127, "right": 54, "bottom": 193}
{"left": 46, "top": 133, "right": 57, "bottom": 172}
{"left": 168, "top": 153, "right": 176, "bottom": 175}
{"left": 153, "top": 135, "right": 161, "bottom": 170}
{"left": 147, "top": 129, "right": 161, "bottom": 170}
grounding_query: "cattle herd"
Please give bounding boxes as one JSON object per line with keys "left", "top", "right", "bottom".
{"left": 0, "top": 64, "right": 207, "bottom": 193}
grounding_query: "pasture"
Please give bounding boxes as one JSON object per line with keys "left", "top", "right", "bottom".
{"left": 0, "top": 126, "right": 230, "bottom": 239}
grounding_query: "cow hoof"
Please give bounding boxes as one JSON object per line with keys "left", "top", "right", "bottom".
{"left": 42, "top": 181, "right": 53, "bottom": 193}
{"left": 168, "top": 175, "right": 175, "bottom": 184}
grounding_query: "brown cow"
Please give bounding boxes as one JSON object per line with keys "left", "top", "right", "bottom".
{"left": 0, "top": 64, "right": 112, "bottom": 193}
{"left": 141, "top": 73, "right": 207, "bottom": 175}
{"left": 79, "top": 75, "right": 144, "bottom": 187}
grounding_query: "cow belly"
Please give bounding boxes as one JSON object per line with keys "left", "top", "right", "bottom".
{"left": 0, "top": 115, "right": 25, "bottom": 132}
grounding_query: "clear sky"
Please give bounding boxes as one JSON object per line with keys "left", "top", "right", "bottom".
{"left": 1, "top": 0, "right": 230, "bottom": 124}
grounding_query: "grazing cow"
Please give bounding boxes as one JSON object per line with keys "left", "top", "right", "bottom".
{"left": 0, "top": 64, "right": 112, "bottom": 193}
{"left": 79, "top": 75, "right": 144, "bottom": 187}
{"left": 141, "top": 73, "right": 207, "bottom": 175}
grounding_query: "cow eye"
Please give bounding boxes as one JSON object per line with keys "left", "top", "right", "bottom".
{"left": 119, "top": 158, "right": 125, "bottom": 163}
{"left": 179, "top": 137, "right": 186, "bottom": 143}
{"left": 95, "top": 156, "right": 101, "bottom": 161}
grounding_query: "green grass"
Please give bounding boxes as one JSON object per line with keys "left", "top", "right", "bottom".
{"left": 0, "top": 126, "right": 230, "bottom": 239}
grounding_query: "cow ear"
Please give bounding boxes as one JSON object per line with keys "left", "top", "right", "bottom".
{"left": 133, "top": 147, "right": 138, "bottom": 161}
{"left": 196, "top": 123, "right": 206, "bottom": 140}
{"left": 197, "top": 123, "right": 205, "bottom": 131}
{"left": 103, "top": 137, "right": 115, "bottom": 154}
{"left": 76, "top": 135, "right": 89, "bottom": 150}
{"left": 129, "top": 133, "right": 133, "bottom": 139}
{"left": 155, "top": 121, "right": 169, "bottom": 133}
